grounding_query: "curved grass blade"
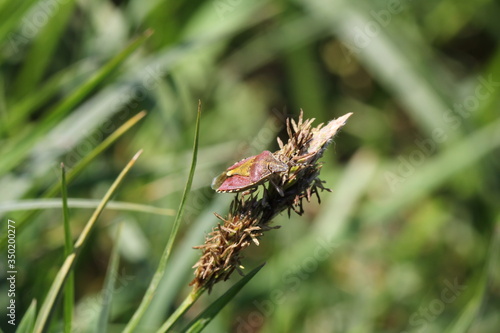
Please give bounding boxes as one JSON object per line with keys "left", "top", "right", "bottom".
{"left": 61, "top": 164, "right": 74, "bottom": 333}
{"left": 155, "top": 287, "right": 206, "bottom": 333}
{"left": 302, "top": 0, "right": 459, "bottom": 140}
{"left": 3, "top": 62, "right": 87, "bottom": 134}
{"left": 0, "top": 111, "right": 146, "bottom": 249}
{"left": 32, "top": 150, "right": 143, "bottom": 333}
{"left": 16, "top": 299, "right": 37, "bottom": 333}
{"left": 361, "top": 117, "right": 500, "bottom": 225}
{"left": 123, "top": 101, "right": 201, "bottom": 333}
{"left": 139, "top": 195, "right": 232, "bottom": 328}
{"left": 0, "top": 30, "right": 152, "bottom": 177}
{"left": 0, "top": 198, "right": 174, "bottom": 216}
{"left": 444, "top": 222, "right": 500, "bottom": 333}
{"left": 12, "top": 0, "right": 76, "bottom": 98}
{"left": 47, "top": 111, "right": 147, "bottom": 197}
{"left": 180, "top": 263, "right": 266, "bottom": 333}
{"left": 0, "top": 0, "right": 37, "bottom": 46}
{"left": 96, "top": 223, "right": 124, "bottom": 333}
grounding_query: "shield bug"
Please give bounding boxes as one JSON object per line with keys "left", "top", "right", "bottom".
{"left": 211, "top": 150, "right": 288, "bottom": 193}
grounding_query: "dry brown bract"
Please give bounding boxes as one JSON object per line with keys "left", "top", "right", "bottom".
{"left": 191, "top": 111, "right": 352, "bottom": 291}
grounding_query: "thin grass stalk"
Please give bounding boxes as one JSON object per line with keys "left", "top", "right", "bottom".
{"left": 33, "top": 150, "right": 143, "bottom": 333}
{"left": 182, "top": 264, "right": 265, "bottom": 333}
{"left": 17, "top": 299, "right": 37, "bottom": 333}
{"left": 0, "top": 30, "right": 152, "bottom": 177}
{"left": 0, "top": 198, "right": 174, "bottom": 216}
{"left": 96, "top": 223, "right": 123, "bottom": 333}
{"left": 0, "top": 111, "right": 146, "bottom": 249}
{"left": 61, "top": 164, "right": 73, "bottom": 333}
{"left": 123, "top": 101, "right": 202, "bottom": 332}
{"left": 156, "top": 287, "right": 206, "bottom": 333}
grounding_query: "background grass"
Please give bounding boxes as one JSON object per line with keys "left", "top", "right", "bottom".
{"left": 1, "top": 0, "right": 499, "bottom": 332}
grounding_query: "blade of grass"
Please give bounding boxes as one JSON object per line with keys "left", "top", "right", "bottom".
{"left": 0, "top": 198, "right": 174, "bottom": 216}
{"left": 156, "top": 287, "right": 206, "bottom": 333}
{"left": 16, "top": 299, "right": 37, "bottom": 333}
{"left": 444, "top": 221, "right": 500, "bottom": 333}
{"left": 32, "top": 150, "right": 143, "bottom": 333}
{"left": 61, "top": 164, "right": 74, "bottom": 333}
{"left": 3, "top": 61, "right": 89, "bottom": 134}
{"left": 0, "top": 30, "right": 153, "bottom": 177}
{"left": 180, "top": 264, "right": 266, "bottom": 333}
{"left": 12, "top": 0, "right": 77, "bottom": 98}
{"left": 140, "top": 195, "right": 232, "bottom": 327}
{"left": 0, "top": 111, "right": 146, "bottom": 249}
{"left": 361, "top": 117, "right": 500, "bottom": 225}
{"left": 96, "top": 223, "right": 124, "bottom": 333}
{"left": 252, "top": 150, "right": 378, "bottom": 290}
{"left": 0, "top": 0, "right": 38, "bottom": 47}
{"left": 302, "top": 0, "right": 461, "bottom": 141}
{"left": 72, "top": 150, "right": 142, "bottom": 250}
{"left": 46, "top": 111, "right": 147, "bottom": 197}
{"left": 123, "top": 101, "right": 201, "bottom": 333}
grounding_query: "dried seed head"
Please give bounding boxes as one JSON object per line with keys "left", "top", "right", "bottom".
{"left": 191, "top": 111, "right": 352, "bottom": 291}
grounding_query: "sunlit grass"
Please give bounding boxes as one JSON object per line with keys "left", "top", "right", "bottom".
{"left": 0, "top": 0, "right": 498, "bottom": 332}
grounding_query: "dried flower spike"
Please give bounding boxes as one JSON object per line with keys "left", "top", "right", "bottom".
{"left": 191, "top": 111, "right": 352, "bottom": 291}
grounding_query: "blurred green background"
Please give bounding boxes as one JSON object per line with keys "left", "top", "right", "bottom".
{"left": 1, "top": 0, "right": 499, "bottom": 332}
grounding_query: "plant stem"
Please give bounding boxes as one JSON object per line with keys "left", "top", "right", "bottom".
{"left": 157, "top": 287, "right": 206, "bottom": 333}
{"left": 123, "top": 102, "right": 201, "bottom": 332}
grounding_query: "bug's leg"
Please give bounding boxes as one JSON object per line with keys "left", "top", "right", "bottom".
{"left": 241, "top": 187, "right": 258, "bottom": 196}
{"left": 261, "top": 185, "right": 269, "bottom": 206}
{"left": 269, "top": 178, "right": 284, "bottom": 197}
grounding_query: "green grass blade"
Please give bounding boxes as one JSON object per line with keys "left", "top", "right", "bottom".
{"left": 16, "top": 299, "right": 37, "bottom": 333}
{"left": 123, "top": 101, "right": 201, "bottom": 333}
{"left": 361, "top": 117, "right": 500, "bottom": 225}
{"left": 12, "top": 0, "right": 77, "bottom": 98}
{"left": 302, "top": 0, "right": 460, "bottom": 141}
{"left": 32, "top": 150, "right": 143, "bottom": 333}
{"left": 444, "top": 277, "right": 486, "bottom": 333}
{"left": 444, "top": 222, "right": 500, "bottom": 333}
{"left": 0, "top": 111, "right": 147, "bottom": 249}
{"left": 96, "top": 223, "right": 124, "bottom": 333}
{"left": 47, "top": 111, "right": 148, "bottom": 197}
{"left": 156, "top": 287, "right": 206, "bottom": 333}
{"left": 72, "top": 150, "right": 143, "bottom": 250}
{"left": 0, "top": 30, "right": 152, "bottom": 177}
{"left": 61, "top": 164, "right": 74, "bottom": 333}
{"left": 181, "top": 264, "right": 266, "bottom": 333}
{"left": 0, "top": 198, "right": 174, "bottom": 216}
{"left": 16, "top": 301, "right": 36, "bottom": 333}
{"left": 251, "top": 150, "right": 378, "bottom": 290}
{"left": 0, "top": 0, "right": 37, "bottom": 47}
{"left": 139, "top": 196, "right": 232, "bottom": 328}
{"left": 3, "top": 62, "right": 86, "bottom": 133}
{"left": 33, "top": 253, "right": 76, "bottom": 333}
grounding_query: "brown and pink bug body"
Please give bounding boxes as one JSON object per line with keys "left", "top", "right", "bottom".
{"left": 211, "top": 150, "right": 288, "bottom": 193}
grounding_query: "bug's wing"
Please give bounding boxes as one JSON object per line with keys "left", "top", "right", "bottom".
{"left": 249, "top": 158, "right": 272, "bottom": 182}
{"left": 216, "top": 175, "right": 254, "bottom": 192}
{"left": 249, "top": 151, "right": 287, "bottom": 181}
{"left": 227, "top": 155, "right": 257, "bottom": 171}
{"left": 211, "top": 172, "right": 228, "bottom": 190}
